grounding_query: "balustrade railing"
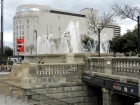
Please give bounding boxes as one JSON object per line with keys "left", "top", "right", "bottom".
{"left": 87, "top": 57, "right": 140, "bottom": 78}
{"left": 36, "top": 64, "right": 78, "bottom": 75}
{"left": 88, "top": 57, "right": 104, "bottom": 73}
{"left": 112, "top": 58, "right": 140, "bottom": 78}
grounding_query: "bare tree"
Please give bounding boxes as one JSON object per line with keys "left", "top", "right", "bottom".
{"left": 111, "top": 3, "right": 140, "bottom": 21}
{"left": 86, "top": 8, "right": 114, "bottom": 34}
{"left": 86, "top": 8, "right": 114, "bottom": 56}
{"left": 26, "top": 44, "right": 35, "bottom": 54}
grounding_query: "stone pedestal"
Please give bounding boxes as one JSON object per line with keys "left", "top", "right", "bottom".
{"left": 21, "top": 60, "right": 31, "bottom": 88}
{"left": 104, "top": 57, "right": 112, "bottom": 74}
{"left": 65, "top": 53, "right": 74, "bottom": 63}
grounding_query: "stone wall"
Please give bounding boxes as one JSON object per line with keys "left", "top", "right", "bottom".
{"left": 28, "top": 83, "right": 101, "bottom": 105}
{"left": 0, "top": 82, "right": 31, "bottom": 105}
{"left": 24, "top": 53, "right": 123, "bottom": 63}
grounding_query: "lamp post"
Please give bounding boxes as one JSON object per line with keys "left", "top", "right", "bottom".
{"left": 3, "top": 41, "right": 5, "bottom": 56}
{"left": 34, "top": 30, "right": 37, "bottom": 54}
{"left": 98, "top": 28, "right": 101, "bottom": 57}
{"left": 0, "top": 0, "right": 4, "bottom": 63}
{"left": 138, "top": 16, "right": 140, "bottom": 57}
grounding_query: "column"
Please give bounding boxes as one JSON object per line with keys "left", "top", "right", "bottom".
{"left": 102, "top": 88, "right": 111, "bottom": 105}
{"left": 21, "top": 60, "right": 31, "bottom": 88}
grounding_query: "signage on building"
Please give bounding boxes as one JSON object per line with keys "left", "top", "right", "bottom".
{"left": 82, "top": 74, "right": 138, "bottom": 96}
{"left": 17, "top": 38, "right": 24, "bottom": 52}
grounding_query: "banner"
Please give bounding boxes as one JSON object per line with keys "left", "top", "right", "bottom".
{"left": 17, "top": 38, "right": 24, "bottom": 52}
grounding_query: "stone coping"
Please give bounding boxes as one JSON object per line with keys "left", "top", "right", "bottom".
{"left": 24, "top": 53, "right": 118, "bottom": 57}
{"left": 84, "top": 71, "right": 138, "bottom": 84}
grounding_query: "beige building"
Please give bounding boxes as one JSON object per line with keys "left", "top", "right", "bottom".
{"left": 13, "top": 4, "right": 120, "bottom": 55}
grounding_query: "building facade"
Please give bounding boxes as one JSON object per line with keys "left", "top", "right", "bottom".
{"left": 13, "top": 4, "right": 120, "bottom": 55}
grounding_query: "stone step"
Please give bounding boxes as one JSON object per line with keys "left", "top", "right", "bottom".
{"left": 72, "top": 103, "right": 94, "bottom": 105}
{"left": 0, "top": 94, "right": 32, "bottom": 105}
{"left": 45, "top": 90, "right": 94, "bottom": 99}
{"left": 24, "top": 84, "right": 95, "bottom": 104}
{"left": 31, "top": 85, "right": 88, "bottom": 94}
{"left": 60, "top": 97, "right": 96, "bottom": 103}
{"left": 30, "top": 94, "right": 70, "bottom": 105}
{"left": 40, "top": 100, "right": 70, "bottom": 105}
{"left": 28, "top": 99, "right": 39, "bottom": 104}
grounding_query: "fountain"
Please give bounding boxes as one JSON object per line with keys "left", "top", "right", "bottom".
{"left": 37, "top": 21, "right": 110, "bottom": 54}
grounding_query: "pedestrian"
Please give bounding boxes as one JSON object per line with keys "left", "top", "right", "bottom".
{"left": 8, "top": 59, "right": 13, "bottom": 71}
{"left": 38, "top": 58, "right": 44, "bottom": 64}
{"left": 0, "top": 58, "right": 7, "bottom": 71}
{"left": 113, "top": 53, "right": 116, "bottom": 57}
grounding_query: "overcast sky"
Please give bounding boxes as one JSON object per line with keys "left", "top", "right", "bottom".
{"left": 1, "top": 0, "right": 140, "bottom": 48}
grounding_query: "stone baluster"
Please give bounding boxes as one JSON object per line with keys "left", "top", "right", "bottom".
{"left": 115, "top": 60, "right": 117, "bottom": 71}
{"left": 121, "top": 61, "right": 124, "bottom": 71}
{"left": 102, "top": 60, "right": 104, "bottom": 70}
{"left": 124, "top": 60, "right": 127, "bottom": 71}
{"left": 128, "top": 61, "right": 131, "bottom": 72}
{"left": 89, "top": 59, "right": 92, "bottom": 75}
{"left": 137, "top": 62, "right": 140, "bottom": 72}
{"left": 129, "top": 61, "right": 132, "bottom": 72}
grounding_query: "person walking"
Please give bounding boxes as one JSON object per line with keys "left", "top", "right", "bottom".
{"left": 0, "top": 58, "right": 7, "bottom": 71}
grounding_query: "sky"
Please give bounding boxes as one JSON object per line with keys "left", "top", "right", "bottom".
{"left": 1, "top": 0, "right": 140, "bottom": 48}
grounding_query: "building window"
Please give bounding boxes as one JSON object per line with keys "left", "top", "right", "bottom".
{"left": 22, "top": 31, "right": 24, "bottom": 35}
{"left": 16, "top": 26, "right": 18, "bottom": 30}
{"left": 27, "top": 25, "right": 29, "bottom": 29}
{"left": 59, "top": 27, "right": 60, "bottom": 31}
{"left": 20, "top": 25, "right": 21, "bottom": 30}
{"left": 27, "top": 19, "right": 29, "bottom": 24}
{"left": 27, "top": 30, "right": 29, "bottom": 34}
{"left": 22, "top": 25, "right": 24, "bottom": 29}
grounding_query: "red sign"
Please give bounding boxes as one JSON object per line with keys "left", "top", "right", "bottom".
{"left": 17, "top": 39, "right": 24, "bottom": 52}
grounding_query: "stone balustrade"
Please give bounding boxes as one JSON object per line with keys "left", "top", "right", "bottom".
{"left": 87, "top": 57, "right": 140, "bottom": 78}
{"left": 112, "top": 58, "right": 140, "bottom": 78}
{"left": 37, "top": 64, "right": 78, "bottom": 75}
{"left": 88, "top": 57, "right": 105, "bottom": 73}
